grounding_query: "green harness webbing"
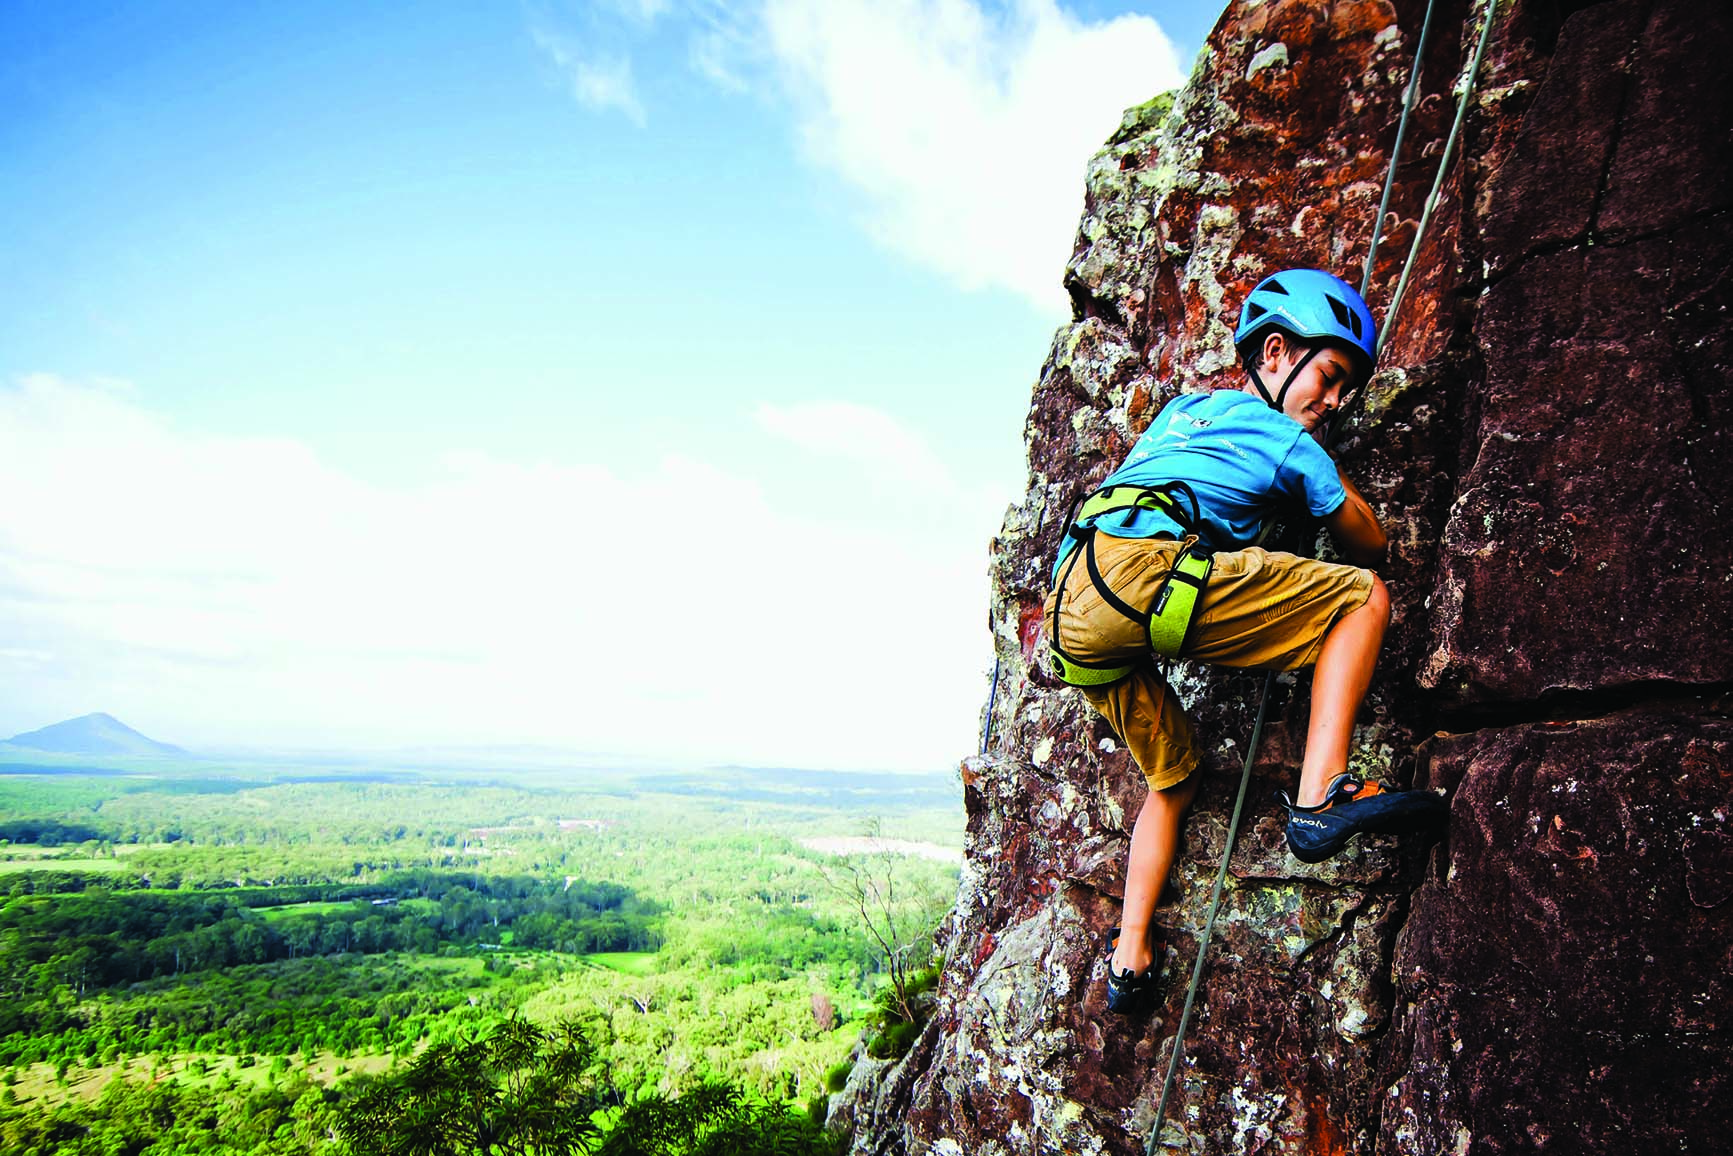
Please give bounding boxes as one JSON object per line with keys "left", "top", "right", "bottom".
{"left": 1048, "top": 484, "right": 1215, "bottom": 685}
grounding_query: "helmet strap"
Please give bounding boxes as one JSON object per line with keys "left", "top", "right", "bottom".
{"left": 1250, "top": 342, "right": 1323, "bottom": 415}
{"left": 1246, "top": 362, "right": 1277, "bottom": 408}
{"left": 1272, "top": 344, "right": 1322, "bottom": 414}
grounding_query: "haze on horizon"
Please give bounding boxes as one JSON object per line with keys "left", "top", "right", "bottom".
{"left": 0, "top": 1, "right": 1225, "bottom": 771}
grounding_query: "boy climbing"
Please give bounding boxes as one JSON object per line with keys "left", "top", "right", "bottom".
{"left": 1042, "top": 268, "right": 1446, "bottom": 1014}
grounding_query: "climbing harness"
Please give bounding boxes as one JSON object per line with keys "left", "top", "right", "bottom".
{"left": 1144, "top": 1, "right": 1500, "bottom": 1149}
{"left": 1048, "top": 483, "right": 1215, "bottom": 686}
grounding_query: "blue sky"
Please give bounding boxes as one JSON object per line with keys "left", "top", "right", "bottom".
{"left": 0, "top": 1, "right": 1224, "bottom": 770}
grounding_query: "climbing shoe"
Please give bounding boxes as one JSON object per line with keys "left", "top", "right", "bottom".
{"left": 1279, "top": 773, "right": 1448, "bottom": 863}
{"left": 1104, "top": 926, "right": 1161, "bottom": 1015}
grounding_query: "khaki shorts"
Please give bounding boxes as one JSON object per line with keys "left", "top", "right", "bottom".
{"left": 1043, "top": 532, "right": 1375, "bottom": 790}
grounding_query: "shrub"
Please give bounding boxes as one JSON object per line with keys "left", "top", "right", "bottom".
{"left": 864, "top": 1021, "right": 918, "bottom": 1060}
{"left": 862, "top": 965, "right": 939, "bottom": 1061}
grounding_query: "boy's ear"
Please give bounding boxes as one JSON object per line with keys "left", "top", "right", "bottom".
{"left": 1259, "top": 331, "right": 1290, "bottom": 371}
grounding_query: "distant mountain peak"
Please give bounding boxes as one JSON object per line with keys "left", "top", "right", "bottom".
{"left": 4, "top": 713, "right": 185, "bottom": 757}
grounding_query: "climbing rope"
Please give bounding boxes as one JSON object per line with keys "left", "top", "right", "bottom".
{"left": 980, "top": 653, "right": 1002, "bottom": 756}
{"left": 1148, "top": 665, "right": 1273, "bottom": 1150}
{"left": 1360, "top": 0, "right": 1438, "bottom": 301}
{"left": 1144, "top": 0, "right": 1498, "bottom": 1148}
{"left": 1381, "top": 0, "right": 1502, "bottom": 361}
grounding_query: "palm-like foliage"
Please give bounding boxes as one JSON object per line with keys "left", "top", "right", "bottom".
{"left": 337, "top": 1014, "right": 602, "bottom": 1156}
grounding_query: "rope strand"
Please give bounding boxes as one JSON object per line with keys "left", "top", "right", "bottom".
{"left": 1381, "top": 0, "right": 1501, "bottom": 359}
{"left": 1361, "top": 0, "right": 1439, "bottom": 299}
{"left": 1146, "top": 670, "right": 1272, "bottom": 1152}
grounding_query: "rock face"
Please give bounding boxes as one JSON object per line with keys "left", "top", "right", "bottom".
{"left": 833, "top": 0, "right": 1733, "bottom": 1152}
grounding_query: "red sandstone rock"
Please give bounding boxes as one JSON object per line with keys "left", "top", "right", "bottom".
{"left": 836, "top": 1, "right": 1733, "bottom": 1152}
{"left": 1390, "top": 707, "right": 1733, "bottom": 1152}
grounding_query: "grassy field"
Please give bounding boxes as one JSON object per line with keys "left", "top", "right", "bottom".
{"left": 10, "top": 1048, "right": 398, "bottom": 1109}
{"left": 255, "top": 900, "right": 368, "bottom": 922}
{"left": 583, "top": 951, "right": 659, "bottom": 975}
{"left": 0, "top": 841, "right": 173, "bottom": 876}
{"left": 0, "top": 854, "right": 133, "bottom": 875}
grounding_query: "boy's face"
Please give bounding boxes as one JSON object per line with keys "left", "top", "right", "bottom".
{"left": 1253, "top": 335, "right": 1358, "bottom": 432}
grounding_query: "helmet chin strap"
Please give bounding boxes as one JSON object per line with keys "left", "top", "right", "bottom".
{"left": 1248, "top": 344, "right": 1322, "bottom": 415}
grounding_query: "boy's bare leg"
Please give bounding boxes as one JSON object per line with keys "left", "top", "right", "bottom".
{"left": 1111, "top": 773, "right": 1200, "bottom": 974}
{"left": 1296, "top": 575, "right": 1390, "bottom": 806}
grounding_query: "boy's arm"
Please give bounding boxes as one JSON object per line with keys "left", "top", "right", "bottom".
{"left": 1323, "top": 469, "right": 1387, "bottom": 566}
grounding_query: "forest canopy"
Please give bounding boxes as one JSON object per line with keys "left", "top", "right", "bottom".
{"left": 0, "top": 758, "right": 960, "bottom": 1154}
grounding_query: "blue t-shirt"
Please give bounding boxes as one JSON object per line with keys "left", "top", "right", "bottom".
{"left": 1053, "top": 390, "right": 1346, "bottom": 576}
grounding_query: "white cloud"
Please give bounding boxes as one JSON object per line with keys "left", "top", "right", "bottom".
{"left": 756, "top": 400, "right": 959, "bottom": 496}
{"left": 602, "top": 0, "right": 674, "bottom": 25}
{"left": 0, "top": 377, "right": 992, "bottom": 769}
{"left": 531, "top": 1, "right": 1186, "bottom": 309}
{"left": 689, "top": 30, "right": 751, "bottom": 92}
{"left": 751, "top": 400, "right": 1014, "bottom": 572}
{"left": 751, "top": 0, "right": 1185, "bottom": 313}
{"left": 532, "top": 28, "right": 649, "bottom": 125}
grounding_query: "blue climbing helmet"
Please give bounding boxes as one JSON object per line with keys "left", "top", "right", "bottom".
{"left": 1232, "top": 268, "right": 1378, "bottom": 412}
